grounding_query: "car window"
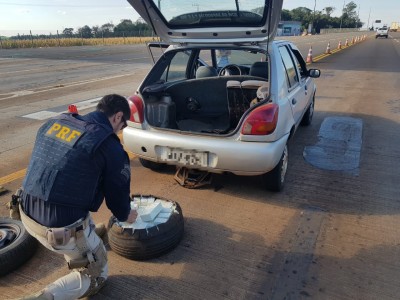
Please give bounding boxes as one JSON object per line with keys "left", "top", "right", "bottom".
{"left": 279, "top": 46, "right": 299, "bottom": 89}
{"left": 288, "top": 47, "right": 307, "bottom": 78}
{"left": 161, "top": 50, "right": 192, "bottom": 82}
{"left": 198, "top": 49, "right": 214, "bottom": 67}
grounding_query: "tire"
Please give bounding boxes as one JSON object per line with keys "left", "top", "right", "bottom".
{"left": 0, "top": 218, "right": 38, "bottom": 277}
{"left": 300, "top": 94, "right": 315, "bottom": 126}
{"left": 263, "top": 144, "right": 288, "bottom": 192}
{"left": 108, "top": 197, "right": 184, "bottom": 260}
{"left": 139, "top": 158, "right": 165, "bottom": 171}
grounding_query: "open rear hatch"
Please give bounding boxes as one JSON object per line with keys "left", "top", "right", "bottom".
{"left": 126, "top": 0, "right": 283, "bottom": 44}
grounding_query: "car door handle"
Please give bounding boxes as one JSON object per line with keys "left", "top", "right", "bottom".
{"left": 292, "top": 98, "right": 297, "bottom": 105}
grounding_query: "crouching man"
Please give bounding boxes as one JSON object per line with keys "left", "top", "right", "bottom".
{"left": 19, "top": 94, "right": 137, "bottom": 300}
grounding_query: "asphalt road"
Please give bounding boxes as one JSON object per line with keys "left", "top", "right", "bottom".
{"left": 1, "top": 32, "right": 400, "bottom": 299}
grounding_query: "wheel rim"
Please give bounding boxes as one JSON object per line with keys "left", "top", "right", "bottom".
{"left": 280, "top": 146, "right": 288, "bottom": 184}
{"left": 0, "top": 224, "right": 19, "bottom": 250}
{"left": 309, "top": 97, "right": 315, "bottom": 121}
{"left": 308, "top": 97, "right": 315, "bottom": 122}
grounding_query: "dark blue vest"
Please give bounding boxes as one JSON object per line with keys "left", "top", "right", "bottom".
{"left": 22, "top": 113, "right": 113, "bottom": 210}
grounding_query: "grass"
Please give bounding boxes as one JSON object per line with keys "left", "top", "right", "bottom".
{"left": 0, "top": 36, "right": 159, "bottom": 49}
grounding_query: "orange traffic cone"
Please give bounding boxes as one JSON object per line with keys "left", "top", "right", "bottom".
{"left": 338, "top": 41, "right": 342, "bottom": 49}
{"left": 325, "top": 42, "right": 331, "bottom": 54}
{"left": 306, "top": 46, "right": 313, "bottom": 63}
{"left": 68, "top": 104, "right": 78, "bottom": 114}
{"left": 345, "top": 39, "right": 349, "bottom": 47}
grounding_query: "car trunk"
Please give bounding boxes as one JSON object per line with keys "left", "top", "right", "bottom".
{"left": 143, "top": 75, "right": 268, "bottom": 134}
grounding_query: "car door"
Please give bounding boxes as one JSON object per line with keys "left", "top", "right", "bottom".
{"left": 288, "top": 45, "right": 314, "bottom": 113}
{"left": 278, "top": 45, "right": 307, "bottom": 125}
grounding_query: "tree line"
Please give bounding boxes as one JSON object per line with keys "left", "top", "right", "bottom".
{"left": 7, "top": 2, "right": 364, "bottom": 40}
{"left": 8, "top": 19, "right": 154, "bottom": 40}
{"left": 282, "top": 1, "right": 364, "bottom": 33}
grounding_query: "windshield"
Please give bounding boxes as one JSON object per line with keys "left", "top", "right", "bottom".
{"left": 154, "top": 0, "right": 268, "bottom": 28}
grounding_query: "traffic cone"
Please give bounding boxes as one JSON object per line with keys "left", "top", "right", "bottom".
{"left": 351, "top": 37, "right": 355, "bottom": 44}
{"left": 306, "top": 46, "right": 313, "bottom": 63}
{"left": 338, "top": 41, "right": 342, "bottom": 49}
{"left": 345, "top": 39, "right": 349, "bottom": 47}
{"left": 68, "top": 104, "right": 78, "bottom": 114}
{"left": 325, "top": 42, "right": 331, "bottom": 54}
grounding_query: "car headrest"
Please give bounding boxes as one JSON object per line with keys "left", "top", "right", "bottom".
{"left": 249, "top": 62, "right": 268, "bottom": 79}
{"left": 196, "top": 66, "right": 218, "bottom": 78}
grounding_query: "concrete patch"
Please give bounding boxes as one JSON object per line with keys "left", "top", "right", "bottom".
{"left": 303, "top": 116, "right": 363, "bottom": 175}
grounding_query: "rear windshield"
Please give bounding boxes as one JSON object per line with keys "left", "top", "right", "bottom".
{"left": 153, "top": 0, "right": 269, "bottom": 28}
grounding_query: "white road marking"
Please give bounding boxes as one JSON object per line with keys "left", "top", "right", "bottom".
{"left": 22, "top": 97, "right": 102, "bottom": 120}
{"left": 0, "top": 72, "right": 137, "bottom": 101}
{"left": 22, "top": 110, "right": 61, "bottom": 120}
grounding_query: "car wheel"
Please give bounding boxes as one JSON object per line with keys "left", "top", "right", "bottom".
{"left": 107, "top": 196, "right": 184, "bottom": 260}
{"left": 139, "top": 158, "right": 165, "bottom": 171}
{"left": 263, "top": 144, "right": 288, "bottom": 192}
{"left": 0, "top": 217, "right": 38, "bottom": 277}
{"left": 300, "top": 94, "right": 315, "bottom": 126}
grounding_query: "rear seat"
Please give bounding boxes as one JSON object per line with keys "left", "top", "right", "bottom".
{"left": 226, "top": 79, "right": 268, "bottom": 128}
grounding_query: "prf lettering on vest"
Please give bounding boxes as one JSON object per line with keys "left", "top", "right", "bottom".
{"left": 45, "top": 122, "right": 83, "bottom": 146}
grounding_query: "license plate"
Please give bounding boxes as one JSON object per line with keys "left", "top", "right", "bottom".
{"left": 161, "top": 148, "right": 208, "bottom": 167}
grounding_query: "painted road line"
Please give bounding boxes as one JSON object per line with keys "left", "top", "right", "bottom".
{"left": 1, "top": 72, "right": 137, "bottom": 101}
{"left": 0, "top": 152, "right": 137, "bottom": 186}
{"left": 0, "top": 169, "right": 27, "bottom": 186}
{"left": 22, "top": 97, "right": 102, "bottom": 120}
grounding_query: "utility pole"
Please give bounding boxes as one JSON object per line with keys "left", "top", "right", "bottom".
{"left": 312, "top": 0, "right": 317, "bottom": 34}
{"left": 339, "top": 0, "right": 346, "bottom": 31}
{"left": 367, "top": 7, "right": 371, "bottom": 30}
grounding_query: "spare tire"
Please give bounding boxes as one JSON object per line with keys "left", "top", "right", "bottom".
{"left": 0, "top": 217, "right": 38, "bottom": 277}
{"left": 107, "top": 195, "right": 184, "bottom": 260}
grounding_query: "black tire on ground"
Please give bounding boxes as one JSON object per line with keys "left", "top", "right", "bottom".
{"left": 107, "top": 199, "right": 184, "bottom": 260}
{"left": 0, "top": 218, "right": 38, "bottom": 277}
{"left": 263, "top": 144, "right": 288, "bottom": 192}
{"left": 139, "top": 158, "right": 166, "bottom": 171}
{"left": 300, "top": 94, "right": 315, "bottom": 126}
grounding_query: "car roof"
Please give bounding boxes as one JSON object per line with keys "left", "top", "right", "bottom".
{"left": 126, "top": 0, "right": 283, "bottom": 44}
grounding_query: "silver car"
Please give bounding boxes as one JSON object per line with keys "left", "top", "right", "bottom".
{"left": 124, "top": 0, "right": 320, "bottom": 191}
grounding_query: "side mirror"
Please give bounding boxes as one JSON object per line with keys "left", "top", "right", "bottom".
{"left": 308, "top": 69, "right": 321, "bottom": 78}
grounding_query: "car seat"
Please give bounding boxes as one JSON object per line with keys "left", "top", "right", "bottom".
{"left": 196, "top": 66, "right": 218, "bottom": 78}
{"left": 249, "top": 61, "right": 268, "bottom": 80}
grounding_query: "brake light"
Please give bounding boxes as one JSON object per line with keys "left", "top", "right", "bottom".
{"left": 127, "top": 95, "right": 144, "bottom": 124}
{"left": 241, "top": 103, "right": 279, "bottom": 135}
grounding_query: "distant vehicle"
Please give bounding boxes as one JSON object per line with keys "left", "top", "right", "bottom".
{"left": 124, "top": 0, "right": 321, "bottom": 191}
{"left": 376, "top": 27, "right": 389, "bottom": 38}
{"left": 390, "top": 22, "right": 399, "bottom": 32}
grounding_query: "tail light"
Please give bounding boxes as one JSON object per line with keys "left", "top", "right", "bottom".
{"left": 241, "top": 103, "right": 279, "bottom": 135}
{"left": 127, "top": 95, "right": 144, "bottom": 124}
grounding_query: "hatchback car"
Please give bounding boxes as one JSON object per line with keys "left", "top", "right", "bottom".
{"left": 124, "top": 0, "right": 320, "bottom": 191}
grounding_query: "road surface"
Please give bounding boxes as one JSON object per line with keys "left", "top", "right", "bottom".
{"left": 0, "top": 32, "right": 399, "bottom": 299}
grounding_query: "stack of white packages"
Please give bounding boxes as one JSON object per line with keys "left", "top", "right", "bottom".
{"left": 119, "top": 195, "right": 175, "bottom": 229}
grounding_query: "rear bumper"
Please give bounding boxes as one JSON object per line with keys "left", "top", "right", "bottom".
{"left": 123, "top": 127, "right": 288, "bottom": 176}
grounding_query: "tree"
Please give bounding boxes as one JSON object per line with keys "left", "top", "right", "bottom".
{"left": 101, "top": 23, "right": 114, "bottom": 36}
{"left": 281, "top": 9, "right": 292, "bottom": 21}
{"left": 114, "top": 19, "right": 135, "bottom": 36}
{"left": 77, "top": 25, "right": 92, "bottom": 38}
{"left": 340, "top": 1, "right": 362, "bottom": 28}
{"left": 63, "top": 28, "right": 74, "bottom": 37}
{"left": 323, "top": 7, "right": 335, "bottom": 17}
{"left": 92, "top": 25, "right": 101, "bottom": 38}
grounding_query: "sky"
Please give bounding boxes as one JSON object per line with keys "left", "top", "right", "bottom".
{"left": 0, "top": 0, "right": 398, "bottom": 37}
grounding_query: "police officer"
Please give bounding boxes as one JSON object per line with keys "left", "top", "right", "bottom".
{"left": 19, "top": 94, "right": 137, "bottom": 300}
